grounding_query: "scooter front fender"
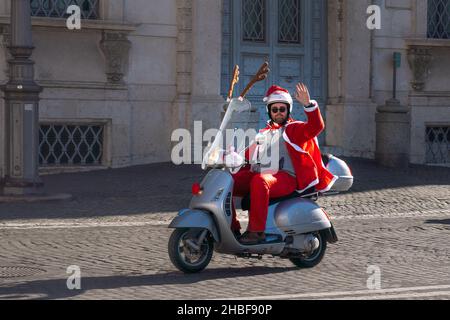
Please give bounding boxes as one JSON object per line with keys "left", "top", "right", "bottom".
{"left": 168, "top": 209, "right": 220, "bottom": 242}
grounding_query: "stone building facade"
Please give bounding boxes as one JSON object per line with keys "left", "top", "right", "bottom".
{"left": 0, "top": 0, "right": 449, "bottom": 183}
{"left": 325, "top": 0, "right": 450, "bottom": 165}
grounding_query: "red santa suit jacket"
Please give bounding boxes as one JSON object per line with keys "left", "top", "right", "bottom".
{"left": 246, "top": 100, "right": 337, "bottom": 193}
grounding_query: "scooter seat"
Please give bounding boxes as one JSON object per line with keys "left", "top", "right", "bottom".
{"left": 241, "top": 186, "right": 318, "bottom": 211}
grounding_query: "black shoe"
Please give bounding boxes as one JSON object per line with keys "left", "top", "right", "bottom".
{"left": 239, "top": 231, "right": 266, "bottom": 245}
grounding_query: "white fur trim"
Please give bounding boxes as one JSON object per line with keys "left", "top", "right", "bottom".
{"left": 316, "top": 175, "right": 339, "bottom": 193}
{"left": 304, "top": 100, "right": 319, "bottom": 112}
{"left": 282, "top": 127, "right": 307, "bottom": 153}
{"left": 264, "top": 91, "right": 293, "bottom": 112}
{"left": 296, "top": 178, "right": 319, "bottom": 194}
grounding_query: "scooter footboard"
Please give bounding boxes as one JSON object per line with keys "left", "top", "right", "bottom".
{"left": 168, "top": 209, "right": 220, "bottom": 242}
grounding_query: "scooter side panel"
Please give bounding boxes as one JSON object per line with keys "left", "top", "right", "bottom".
{"left": 188, "top": 170, "right": 244, "bottom": 253}
{"left": 168, "top": 209, "right": 220, "bottom": 242}
{"left": 265, "top": 203, "right": 285, "bottom": 235}
{"left": 275, "top": 198, "right": 331, "bottom": 234}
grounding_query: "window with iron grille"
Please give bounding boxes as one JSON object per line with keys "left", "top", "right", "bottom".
{"left": 278, "top": 0, "right": 301, "bottom": 44}
{"left": 428, "top": 0, "right": 450, "bottom": 39}
{"left": 39, "top": 123, "right": 104, "bottom": 166}
{"left": 30, "top": 0, "right": 99, "bottom": 20}
{"left": 425, "top": 126, "right": 450, "bottom": 164}
{"left": 242, "top": 0, "right": 266, "bottom": 42}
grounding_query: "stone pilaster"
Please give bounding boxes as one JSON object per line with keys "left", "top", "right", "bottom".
{"left": 190, "top": 0, "right": 224, "bottom": 131}
{"left": 0, "top": 25, "right": 9, "bottom": 182}
{"left": 172, "top": 0, "right": 193, "bottom": 132}
{"left": 325, "top": 0, "right": 378, "bottom": 159}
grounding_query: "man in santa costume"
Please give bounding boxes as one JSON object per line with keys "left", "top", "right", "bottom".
{"left": 232, "top": 83, "right": 337, "bottom": 245}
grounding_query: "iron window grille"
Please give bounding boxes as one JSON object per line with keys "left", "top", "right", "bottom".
{"left": 278, "top": 0, "right": 301, "bottom": 44}
{"left": 39, "top": 123, "right": 104, "bottom": 166}
{"left": 242, "top": 0, "right": 266, "bottom": 42}
{"left": 30, "top": 0, "right": 100, "bottom": 20}
{"left": 425, "top": 126, "right": 450, "bottom": 164}
{"left": 427, "top": 0, "right": 450, "bottom": 39}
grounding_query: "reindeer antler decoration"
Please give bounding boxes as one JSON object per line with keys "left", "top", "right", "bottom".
{"left": 227, "top": 65, "right": 240, "bottom": 101}
{"left": 239, "top": 61, "right": 270, "bottom": 98}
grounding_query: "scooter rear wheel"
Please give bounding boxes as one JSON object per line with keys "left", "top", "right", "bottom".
{"left": 289, "top": 232, "right": 327, "bottom": 268}
{"left": 168, "top": 228, "right": 214, "bottom": 273}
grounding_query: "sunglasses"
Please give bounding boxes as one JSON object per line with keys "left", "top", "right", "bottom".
{"left": 270, "top": 106, "right": 287, "bottom": 114}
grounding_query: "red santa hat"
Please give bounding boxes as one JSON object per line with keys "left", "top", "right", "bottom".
{"left": 263, "top": 85, "right": 293, "bottom": 112}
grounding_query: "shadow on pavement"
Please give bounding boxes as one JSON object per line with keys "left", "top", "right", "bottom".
{"left": 0, "top": 266, "right": 297, "bottom": 300}
{"left": 424, "top": 219, "right": 450, "bottom": 225}
{"left": 0, "top": 159, "right": 449, "bottom": 221}
{"left": 339, "top": 157, "right": 450, "bottom": 193}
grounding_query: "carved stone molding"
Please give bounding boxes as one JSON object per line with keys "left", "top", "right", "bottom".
{"left": 0, "top": 25, "right": 10, "bottom": 48}
{"left": 407, "top": 46, "right": 432, "bottom": 91}
{"left": 99, "top": 31, "right": 131, "bottom": 84}
{"left": 0, "top": 25, "right": 11, "bottom": 79}
{"left": 337, "top": 0, "right": 344, "bottom": 22}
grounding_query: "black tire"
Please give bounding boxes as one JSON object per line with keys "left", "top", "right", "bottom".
{"left": 168, "top": 228, "right": 214, "bottom": 273}
{"left": 289, "top": 232, "right": 327, "bottom": 268}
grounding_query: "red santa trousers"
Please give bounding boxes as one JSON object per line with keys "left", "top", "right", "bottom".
{"left": 231, "top": 166, "right": 297, "bottom": 232}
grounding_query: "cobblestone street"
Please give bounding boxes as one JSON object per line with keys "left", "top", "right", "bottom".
{"left": 0, "top": 158, "right": 449, "bottom": 300}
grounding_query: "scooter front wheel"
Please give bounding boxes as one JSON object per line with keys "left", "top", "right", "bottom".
{"left": 168, "top": 228, "right": 214, "bottom": 273}
{"left": 289, "top": 232, "right": 327, "bottom": 268}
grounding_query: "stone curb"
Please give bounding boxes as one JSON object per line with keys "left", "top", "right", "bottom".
{"left": 0, "top": 193, "right": 73, "bottom": 203}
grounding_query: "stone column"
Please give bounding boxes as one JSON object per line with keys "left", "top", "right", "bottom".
{"left": 325, "top": 0, "right": 378, "bottom": 159}
{"left": 1, "top": 0, "right": 43, "bottom": 195}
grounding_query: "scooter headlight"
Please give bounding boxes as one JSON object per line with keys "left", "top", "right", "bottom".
{"left": 207, "top": 147, "right": 221, "bottom": 166}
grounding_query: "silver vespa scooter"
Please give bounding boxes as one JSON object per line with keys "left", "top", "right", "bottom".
{"left": 168, "top": 97, "right": 353, "bottom": 273}
{"left": 168, "top": 63, "right": 353, "bottom": 273}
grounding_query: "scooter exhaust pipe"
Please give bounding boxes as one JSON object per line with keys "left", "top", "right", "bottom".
{"left": 305, "top": 234, "right": 320, "bottom": 252}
